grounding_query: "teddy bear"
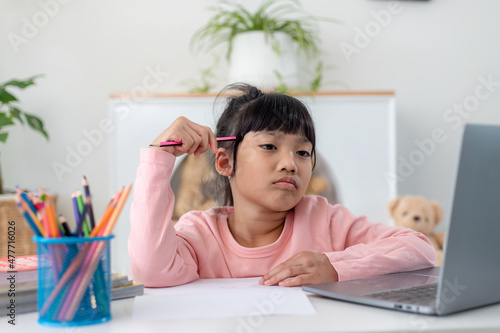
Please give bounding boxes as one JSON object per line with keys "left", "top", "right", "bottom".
{"left": 388, "top": 195, "right": 445, "bottom": 266}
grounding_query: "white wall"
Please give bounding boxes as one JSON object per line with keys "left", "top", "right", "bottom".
{"left": 1, "top": 0, "right": 500, "bottom": 272}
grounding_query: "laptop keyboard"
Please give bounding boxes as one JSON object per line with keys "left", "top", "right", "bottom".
{"left": 365, "top": 283, "right": 438, "bottom": 306}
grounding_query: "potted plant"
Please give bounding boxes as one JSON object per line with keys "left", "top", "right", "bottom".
{"left": 191, "top": 0, "right": 340, "bottom": 90}
{"left": 0, "top": 75, "right": 49, "bottom": 194}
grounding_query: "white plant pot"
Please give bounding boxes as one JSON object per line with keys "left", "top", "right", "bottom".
{"left": 228, "top": 31, "right": 299, "bottom": 90}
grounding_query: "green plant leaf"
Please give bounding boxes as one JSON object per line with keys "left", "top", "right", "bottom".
{"left": 0, "top": 113, "right": 15, "bottom": 127}
{"left": 24, "top": 113, "right": 49, "bottom": 140}
{"left": 0, "top": 87, "right": 18, "bottom": 104}
{"left": 273, "top": 70, "right": 290, "bottom": 93}
{"left": 190, "top": 0, "right": 338, "bottom": 60}
{"left": 9, "top": 106, "right": 24, "bottom": 124}
{"left": 0, "top": 74, "right": 44, "bottom": 89}
{"left": 309, "top": 61, "right": 324, "bottom": 91}
{"left": 0, "top": 132, "right": 8, "bottom": 143}
{"left": 222, "top": 0, "right": 253, "bottom": 24}
{"left": 0, "top": 75, "right": 49, "bottom": 145}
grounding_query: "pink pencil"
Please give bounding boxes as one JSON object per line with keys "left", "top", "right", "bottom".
{"left": 154, "top": 136, "right": 237, "bottom": 147}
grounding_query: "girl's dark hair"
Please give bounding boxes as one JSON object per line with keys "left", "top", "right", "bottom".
{"left": 207, "top": 83, "right": 316, "bottom": 206}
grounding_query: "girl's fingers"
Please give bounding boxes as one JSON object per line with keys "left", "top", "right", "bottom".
{"left": 150, "top": 117, "right": 217, "bottom": 157}
{"left": 192, "top": 127, "right": 209, "bottom": 156}
{"left": 181, "top": 124, "right": 201, "bottom": 155}
{"left": 265, "top": 265, "right": 303, "bottom": 286}
{"left": 259, "top": 252, "right": 338, "bottom": 287}
{"left": 207, "top": 128, "right": 218, "bottom": 154}
{"left": 259, "top": 257, "right": 302, "bottom": 286}
{"left": 183, "top": 124, "right": 215, "bottom": 156}
{"left": 262, "top": 254, "right": 300, "bottom": 279}
{"left": 277, "top": 276, "right": 304, "bottom": 287}
{"left": 170, "top": 120, "right": 204, "bottom": 155}
{"left": 194, "top": 126, "right": 217, "bottom": 156}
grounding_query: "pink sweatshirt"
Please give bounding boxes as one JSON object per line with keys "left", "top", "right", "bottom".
{"left": 128, "top": 148, "right": 436, "bottom": 287}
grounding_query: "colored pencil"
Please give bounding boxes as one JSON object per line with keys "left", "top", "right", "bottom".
{"left": 16, "top": 187, "right": 37, "bottom": 215}
{"left": 29, "top": 195, "right": 48, "bottom": 236}
{"left": 30, "top": 192, "right": 44, "bottom": 211}
{"left": 45, "top": 195, "right": 61, "bottom": 237}
{"left": 82, "top": 176, "right": 96, "bottom": 230}
{"left": 60, "top": 241, "right": 105, "bottom": 321}
{"left": 102, "top": 183, "right": 131, "bottom": 236}
{"left": 89, "top": 192, "right": 120, "bottom": 237}
{"left": 57, "top": 241, "right": 100, "bottom": 320}
{"left": 72, "top": 192, "right": 84, "bottom": 237}
{"left": 150, "top": 136, "right": 237, "bottom": 147}
{"left": 17, "top": 180, "right": 132, "bottom": 322}
{"left": 75, "top": 198, "right": 90, "bottom": 237}
{"left": 59, "top": 215, "right": 72, "bottom": 237}
{"left": 59, "top": 185, "right": 132, "bottom": 320}
{"left": 14, "top": 196, "right": 42, "bottom": 237}
{"left": 39, "top": 242, "right": 93, "bottom": 316}
{"left": 75, "top": 190, "right": 90, "bottom": 236}
{"left": 42, "top": 211, "right": 51, "bottom": 237}
{"left": 16, "top": 195, "right": 46, "bottom": 237}
{"left": 44, "top": 193, "right": 65, "bottom": 237}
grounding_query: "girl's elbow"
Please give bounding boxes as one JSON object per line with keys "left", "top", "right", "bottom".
{"left": 417, "top": 233, "right": 438, "bottom": 267}
{"left": 129, "top": 261, "right": 158, "bottom": 287}
{"left": 129, "top": 260, "right": 199, "bottom": 287}
{"left": 400, "top": 229, "right": 438, "bottom": 267}
{"left": 424, "top": 245, "right": 438, "bottom": 267}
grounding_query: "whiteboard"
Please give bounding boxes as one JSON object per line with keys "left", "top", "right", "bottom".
{"left": 108, "top": 93, "right": 396, "bottom": 274}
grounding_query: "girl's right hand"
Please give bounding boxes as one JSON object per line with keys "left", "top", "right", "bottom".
{"left": 149, "top": 117, "right": 218, "bottom": 157}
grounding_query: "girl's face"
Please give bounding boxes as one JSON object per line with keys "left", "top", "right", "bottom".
{"left": 229, "top": 130, "right": 313, "bottom": 212}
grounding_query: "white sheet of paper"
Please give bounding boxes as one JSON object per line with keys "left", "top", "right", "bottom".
{"left": 132, "top": 277, "right": 316, "bottom": 320}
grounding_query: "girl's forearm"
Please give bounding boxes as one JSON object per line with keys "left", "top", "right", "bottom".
{"left": 128, "top": 148, "right": 199, "bottom": 286}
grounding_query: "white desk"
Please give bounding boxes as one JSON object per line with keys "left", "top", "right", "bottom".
{"left": 6, "top": 286, "right": 500, "bottom": 333}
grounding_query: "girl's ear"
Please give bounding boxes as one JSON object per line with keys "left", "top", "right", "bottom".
{"left": 215, "top": 148, "right": 232, "bottom": 177}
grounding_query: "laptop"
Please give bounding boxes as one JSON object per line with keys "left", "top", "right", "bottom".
{"left": 303, "top": 123, "right": 500, "bottom": 315}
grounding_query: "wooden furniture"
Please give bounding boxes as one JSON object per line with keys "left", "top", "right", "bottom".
{"left": 0, "top": 194, "right": 36, "bottom": 258}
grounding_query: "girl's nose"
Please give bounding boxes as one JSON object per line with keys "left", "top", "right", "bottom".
{"left": 278, "top": 151, "right": 297, "bottom": 174}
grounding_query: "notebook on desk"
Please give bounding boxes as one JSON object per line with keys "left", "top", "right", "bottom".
{"left": 303, "top": 123, "right": 500, "bottom": 316}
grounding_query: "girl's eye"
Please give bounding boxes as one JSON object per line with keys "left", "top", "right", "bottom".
{"left": 261, "top": 144, "right": 276, "bottom": 150}
{"left": 297, "top": 151, "right": 311, "bottom": 157}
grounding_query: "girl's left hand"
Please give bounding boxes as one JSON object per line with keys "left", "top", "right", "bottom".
{"left": 258, "top": 251, "right": 338, "bottom": 287}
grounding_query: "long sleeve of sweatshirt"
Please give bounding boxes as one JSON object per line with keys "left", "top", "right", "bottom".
{"left": 128, "top": 148, "right": 200, "bottom": 286}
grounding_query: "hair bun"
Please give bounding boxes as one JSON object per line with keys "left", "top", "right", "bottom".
{"left": 249, "top": 86, "right": 263, "bottom": 100}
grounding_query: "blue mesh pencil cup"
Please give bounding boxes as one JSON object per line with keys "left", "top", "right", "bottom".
{"left": 34, "top": 235, "right": 113, "bottom": 326}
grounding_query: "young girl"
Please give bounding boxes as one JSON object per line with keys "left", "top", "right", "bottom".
{"left": 128, "top": 83, "right": 435, "bottom": 288}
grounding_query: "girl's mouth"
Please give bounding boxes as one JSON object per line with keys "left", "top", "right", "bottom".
{"left": 273, "top": 177, "right": 297, "bottom": 189}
